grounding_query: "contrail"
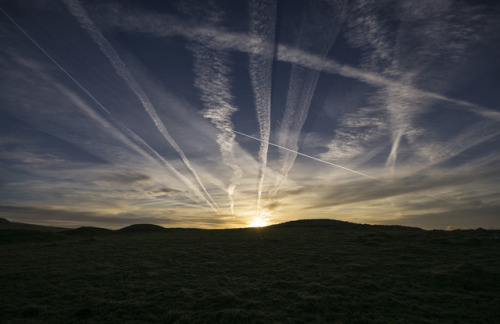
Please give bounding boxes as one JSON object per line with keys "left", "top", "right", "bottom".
{"left": 186, "top": 6, "right": 242, "bottom": 215}
{"left": 0, "top": 6, "right": 111, "bottom": 116}
{"left": 248, "top": 0, "right": 277, "bottom": 217}
{"left": 234, "top": 130, "right": 383, "bottom": 181}
{"left": 117, "top": 121, "right": 221, "bottom": 213}
{"left": 58, "top": 84, "right": 220, "bottom": 212}
{"left": 274, "top": 0, "right": 347, "bottom": 194}
{"left": 63, "top": 0, "right": 220, "bottom": 212}
{"left": 106, "top": 6, "right": 500, "bottom": 121}
{"left": 0, "top": 6, "right": 219, "bottom": 212}
{"left": 385, "top": 131, "right": 403, "bottom": 177}
{"left": 234, "top": 130, "right": 465, "bottom": 208}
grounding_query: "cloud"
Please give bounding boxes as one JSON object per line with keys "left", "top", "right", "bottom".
{"left": 99, "top": 171, "right": 150, "bottom": 184}
{"left": 305, "top": 166, "right": 500, "bottom": 210}
{"left": 96, "top": 1, "right": 500, "bottom": 190}
{"left": 0, "top": 204, "right": 248, "bottom": 229}
{"left": 263, "top": 200, "right": 281, "bottom": 211}
{"left": 2, "top": 1, "right": 499, "bottom": 230}
{"left": 235, "top": 130, "right": 383, "bottom": 182}
{"left": 1, "top": 21, "right": 271, "bottom": 221}
{"left": 0, "top": 204, "right": 174, "bottom": 228}
{"left": 95, "top": 1, "right": 500, "bottom": 126}
{"left": 1, "top": 13, "right": 218, "bottom": 205}
{"left": 376, "top": 205, "right": 500, "bottom": 230}
{"left": 63, "top": 0, "right": 219, "bottom": 213}
{"left": 248, "top": 0, "right": 277, "bottom": 217}
{"left": 147, "top": 188, "right": 188, "bottom": 199}
{"left": 320, "top": 107, "right": 388, "bottom": 163}
{"left": 55, "top": 82, "right": 214, "bottom": 207}
{"left": 411, "top": 120, "right": 500, "bottom": 167}
{"left": 342, "top": 0, "right": 500, "bottom": 175}
{"left": 181, "top": 2, "right": 242, "bottom": 215}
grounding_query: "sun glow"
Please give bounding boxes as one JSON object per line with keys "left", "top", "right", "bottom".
{"left": 248, "top": 210, "right": 271, "bottom": 227}
{"left": 249, "top": 217, "right": 268, "bottom": 227}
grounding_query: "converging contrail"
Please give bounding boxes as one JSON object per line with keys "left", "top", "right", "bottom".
{"left": 248, "top": 0, "right": 277, "bottom": 217}
{"left": 1, "top": 5, "right": 219, "bottom": 212}
{"left": 275, "top": 0, "right": 347, "bottom": 194}
{"left": 234, "top": 130, "right": 383, "bottom": 182}
{"left": 63, "top": 0, "right": 220, "bottom": 212}
{"left": 58, "top": 84, "right": 220, "bottom": 212}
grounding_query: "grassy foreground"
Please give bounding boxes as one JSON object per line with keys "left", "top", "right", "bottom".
{"left": 1, "top": 220, "right": 499, "bottom": 323}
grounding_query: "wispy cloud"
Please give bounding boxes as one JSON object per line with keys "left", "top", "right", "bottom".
{"left": 99, "top": 171, "right": 150, "bottom": 184}
{"left": 100, "top": 2, "right": 500, "bottom": 123}
{"left": 235, "top": 131, "right": 382, "bottom": 181}
{"left": 182, "top": 2, "right": 242, "bottom": 215}
{"left": 2, "top": 52, "right": 216, "bottom": 209}
{"left": 248, "top": 0, "right": 277, "bottom": 216}
{"left": 63, "top": 0, "right": 219, "bottom": 212}
{"left": 309, "top": 165, "right": 500, "bottom": 209}
{"left": 341, "top": 0, "right": 500, "bottom": 176}
{"left": 0, "top": 204, "right": 243, "bottom": 229}
{"left": 57, "top": 83, "right": 216, "bottom": 208}
{"left": 98, "top": 0, "right": 500, "bottom": 188}
{"left": 320, "top": 106, "right": 388, "bottom": 163}
{"left": 1, "top": 1, "right": 498, "bottom": 230}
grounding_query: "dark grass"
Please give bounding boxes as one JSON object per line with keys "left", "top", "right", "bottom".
{"left": 1, "top": 220, "right": 499, "bottom": 323}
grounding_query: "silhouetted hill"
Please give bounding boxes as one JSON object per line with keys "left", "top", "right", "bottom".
{"left": 60, "top": 226, "right": 113, "bottom": 236}
{"left": 2, "top": 217, "right": 499, "bottom": 323}
{"left": 0, "top": 218, "right": 67, "bottom": 232}
{"left": 272, "top": 219, "right": 367, "bottom": 229}
{"left": 118, "top": 224, "right": 167, "bottom": 233}
{"left": 271, "top": 219, "right": 424, "bottom": 232}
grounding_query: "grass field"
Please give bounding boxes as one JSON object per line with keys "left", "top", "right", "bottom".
{"left": 1, "top": 219, "right": 499, "bottom": 323}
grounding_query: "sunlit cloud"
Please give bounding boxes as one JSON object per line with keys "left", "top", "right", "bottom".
{"left": 63, "top": 0, "right": 220, "bottom": 213}
{"left": 1, "top": 0, "right": 499, "bottom": 230}
{"left": 178, "top": 1, "right": 243, "bottom": 216}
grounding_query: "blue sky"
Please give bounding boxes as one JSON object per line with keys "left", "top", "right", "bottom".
{"left": 1, "top": 0, "right": 499, "bottom": 229}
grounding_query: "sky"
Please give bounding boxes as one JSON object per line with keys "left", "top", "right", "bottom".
{"left": 1, "top": 0, "right": 499, "bottom": 230}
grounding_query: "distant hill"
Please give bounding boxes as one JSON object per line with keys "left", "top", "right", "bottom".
{"left": 272, "top": 219, "right": 423, "bottom": 232}
{"left": 117, "top": 224, "right": 167, "bottom": 233}
{"left": 272, "top": 219, "right": 367, "bottom": 229}
{"left": 0, "top": 218, "right": 68, "bottom": 232}
{"left": 60, "top": 226, "right": 113, "bottom": 236}
{"left": 0, "top": 217, "right": 425, "bottom": 235}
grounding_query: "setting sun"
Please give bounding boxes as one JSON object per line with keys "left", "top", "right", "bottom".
{"left": 248, "top": 210, "right": 271, "bottom": 227}
{"left": 249, "top": 217, "right": 268, "bottom": 227}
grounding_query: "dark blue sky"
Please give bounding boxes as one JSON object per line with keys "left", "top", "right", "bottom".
{"left": 1, "top": 0, "right": 499, "bottom": 229}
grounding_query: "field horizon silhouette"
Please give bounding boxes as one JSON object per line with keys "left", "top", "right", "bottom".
{"left": 1, "top": 217, "right": 499, "bottom": 323}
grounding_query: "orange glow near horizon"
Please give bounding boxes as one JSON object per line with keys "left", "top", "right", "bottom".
{"left": 249, "top": 217, "right": 268, "bottom": 227}
{"left": 248, "top": 210, "right": 272, "bottom": 227}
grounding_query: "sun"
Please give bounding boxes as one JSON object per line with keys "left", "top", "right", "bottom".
{"left": 249, "top": 217, "right": 268, "bottom": 227}
{"left": 248, "top": 210, "right": 271, "bottom": 227}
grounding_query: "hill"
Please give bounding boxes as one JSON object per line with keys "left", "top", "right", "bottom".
{"left": 1, "top": 218, "right": 499, "bottom": 322}
{"left": 117, "top": 224, "right": 167, "bottom": 233}
{"left": 60, "top": 226, "right": 113, "bottom": 236}
{"left": 0, "top": 217, "right": 67, "bottom": 232}
{"left": 272, "top": 218, "right": 368, "bottom": 229}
